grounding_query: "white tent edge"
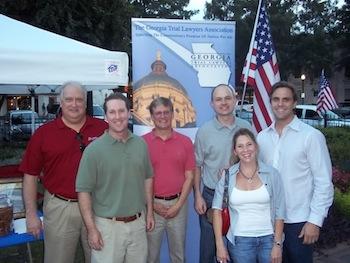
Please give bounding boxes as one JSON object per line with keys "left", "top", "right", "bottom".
{"left": 0, "top": 14, "right": 129, "bottom": 93}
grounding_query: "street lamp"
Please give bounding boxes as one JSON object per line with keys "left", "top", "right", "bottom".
{"left": 301, "top": 74, "right": 306, "bottom": 104}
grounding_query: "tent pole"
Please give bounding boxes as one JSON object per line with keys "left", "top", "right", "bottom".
{"left": 87, "top": 91, "right": 93, "bottom": 116}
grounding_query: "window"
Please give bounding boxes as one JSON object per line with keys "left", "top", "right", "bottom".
{"left": 305, "top": 110, "right": 320, "bottom": 120}
{"left": 295, "top": 108, "right": 303, "bottom": 118}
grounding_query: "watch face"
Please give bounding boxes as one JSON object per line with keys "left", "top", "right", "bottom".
{"left": 275, "top": 241, "right": 282, "bottom": 246}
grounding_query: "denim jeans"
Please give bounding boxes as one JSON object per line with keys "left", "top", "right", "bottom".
{"left": 227, "top": 234, "right": 274, "bottom": 263}
{"left": 199, "top": 186, "right": 217, "bottom": 263}
{"left": 283, "top": 222, "right": 313, "bottom": 263}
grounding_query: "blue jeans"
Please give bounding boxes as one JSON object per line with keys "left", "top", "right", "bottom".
{"left": 228, "top": 234, "right": 274, "bottom": 263}
{"left": 199, "top": 186, "right": 217, "bottom": 263}
{"left": 283, "top": 223, "right": 313, "bottom": 263}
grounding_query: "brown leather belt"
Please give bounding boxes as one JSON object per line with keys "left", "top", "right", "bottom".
{"left": 106, "top": 213, "right": 141, "bottom": 223}
{"left": 52, "top": 193, "right": 78, "bottom": 202}
{"left": 154, "top": 193, "right": 181, "bottom": 201}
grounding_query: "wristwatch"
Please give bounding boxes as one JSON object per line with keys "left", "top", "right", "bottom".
{"left": 274, "top": 240, "right": 282, "bottom": 247}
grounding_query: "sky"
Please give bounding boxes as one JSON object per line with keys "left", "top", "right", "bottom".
{"left": 187, "top": 0, "right": 212, "bottom": 20}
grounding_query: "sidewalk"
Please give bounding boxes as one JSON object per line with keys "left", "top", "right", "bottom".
{"left": 314, "top": 242, "right": 350, "bottom": 263}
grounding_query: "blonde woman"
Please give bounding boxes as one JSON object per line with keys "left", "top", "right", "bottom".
{"left": 212, "top": 128, "right": 285, "bottom": 263}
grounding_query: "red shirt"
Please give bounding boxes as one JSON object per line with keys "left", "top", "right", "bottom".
{"left": 143, "top": 130, "right": 195, "bottom": 196}
{"left": 19, "top": 116, "right": 108, "bottom": 199}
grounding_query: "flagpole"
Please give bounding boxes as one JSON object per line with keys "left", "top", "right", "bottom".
{"left": 240, "top": 0, "right": 263, "bottom": 112}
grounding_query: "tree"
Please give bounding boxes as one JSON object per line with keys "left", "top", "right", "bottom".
{"left": 130, "top": 0, "right": 197, "bottom": 19}
{"left": 0, "top": 0, "right": 199, "bottom": 55}
{"left": 204, "top": 0, "right": 342, "bottom": 82}
{"left": 0, "top": 0, "right": 133, "bottom": 52}
{"left": 204, "top": 0, "right": 296, "bottom": 83}
{"left": 332, "top": 0, "right": 350, "bottom": 76}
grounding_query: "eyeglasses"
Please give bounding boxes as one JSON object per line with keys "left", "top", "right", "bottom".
{"left": 76, "top": 132, "right": 86, "bottom": 153}
{"left": 153, "top": 110, "right": 171, "bottom": 118}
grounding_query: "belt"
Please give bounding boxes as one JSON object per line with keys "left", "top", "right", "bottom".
{"left": 154, "top": 193, "right": 181, "bottom": 201}
{"left": 52, "top": 193, "right": 78, "bottom": 202}
{"left": 106, "top": 213, "right": 141, "bottom": 223}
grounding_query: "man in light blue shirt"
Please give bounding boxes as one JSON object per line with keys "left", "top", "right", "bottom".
{"left": 194, "top": 84, "right": 251, "bottom": 263}
{"left": 257, "top": 81, "right": 334, "bottom": 263}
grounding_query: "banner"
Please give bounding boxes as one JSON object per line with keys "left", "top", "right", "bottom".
{"left": 132, "top": 18, "right": 235, "bottom": 140}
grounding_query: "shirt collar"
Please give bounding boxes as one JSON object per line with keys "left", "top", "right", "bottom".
{"left": 56, "top": 116, "right": 94, "bottom": 131}
{"left": 150, "top": 128, "right": 177, "bottom": 141}
{"left": 213, "top": 115, "right": 236, "bottom": 130}
{"left": 268, "top": 115, "right": 301, "bottom": 133}
{"left": 103, "top": 130, "right": 134, "bottom": 145}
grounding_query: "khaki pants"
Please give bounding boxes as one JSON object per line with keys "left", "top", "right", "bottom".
{"left": 147, "top": 199, "right": 188, "bottom": 263}
{"left": 92, "top": 213, "right": 147, "bottom": 263}
{"left": 43, "top": 191, "right": 91, "bottom": 263}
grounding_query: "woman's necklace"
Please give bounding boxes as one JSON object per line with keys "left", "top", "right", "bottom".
{"left": 239, "top": 166, "right": 258, "bottom": 184}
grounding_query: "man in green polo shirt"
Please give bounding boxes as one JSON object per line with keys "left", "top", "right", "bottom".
{"left": 76, "top": 92, "right": 154, "bottom": 263}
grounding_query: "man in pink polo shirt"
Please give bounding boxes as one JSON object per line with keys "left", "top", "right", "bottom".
{"left": 143, "top": 97, "right": 195, "bottom": 263}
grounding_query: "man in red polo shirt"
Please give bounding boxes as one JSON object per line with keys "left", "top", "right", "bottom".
{"left": 19, "top": 82, "right": 107, "bottom": 263}
{"left": 143, "top": 97, "right": 195, "bottom": 263}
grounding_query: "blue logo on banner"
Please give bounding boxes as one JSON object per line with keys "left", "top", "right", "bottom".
{"left": 108, "top": 64, "right": 118, "bottom": 73}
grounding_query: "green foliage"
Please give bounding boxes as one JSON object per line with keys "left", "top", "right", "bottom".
{"left": 320, "top": 127, "right": 350, "bottom": 171}
{"left": 0, "top": 0, "right": 348, "bottom": 81}
{"left": 204, "top": 0, "right": 347, "bottom": 82}
{"left": 0, "top": 0, "right": 198, "bottom": 59}
{"left": 0, "top": 141, "right": 26, "bottom": 163}
{"left": 0, "top": 0, "right": 134, "bottom": 52}
{"left": 334, "top": 188, "right": 350, "bottom": 219}
{"left": 320, "top": 127, "right": 350, "bottom": 219}
{"left": 332, "top": 1, "right": 350, "bottom": 76}
{"left": 130, "top": 0, "right": 196, "bottom": 19}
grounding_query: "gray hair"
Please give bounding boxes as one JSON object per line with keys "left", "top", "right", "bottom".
{"left": 59, "top": 81, "right": 87, "bottom": 102}
{"left": 149, "top": 97, "right": 174, "bottom": 115}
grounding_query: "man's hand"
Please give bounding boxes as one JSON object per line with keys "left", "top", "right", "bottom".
{"left": 164, "top": 203, "right": 180, "bottom": 219}
{"left": 146, "top": 212, "right": 155, "bottom": 232}
{"left": 87, "top": 227, "right": 104, "bottom": 251}
{"left": 298, "top": 222, "right": 320, "bottom": 244}
{"left": 26, "top": 214, "right": 42, "bottom": 239}
{"left": 194, "top": 194, "right": 207, "bottom": 215}
{"left": 153, "top": 202, "right": 168, "bottom": 217}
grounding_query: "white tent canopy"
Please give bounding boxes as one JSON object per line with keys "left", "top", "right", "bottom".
{"left": 0, "top": 14, "right": 129, "bottom": 92}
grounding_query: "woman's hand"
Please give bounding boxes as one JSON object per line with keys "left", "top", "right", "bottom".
{"left": 216, "top": 244, "right": 230, "bottom": 263}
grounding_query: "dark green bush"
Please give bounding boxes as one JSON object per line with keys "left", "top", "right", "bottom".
{"left": 0, "top": 141, "right": 26, "bottom": 162}
{"left": 319, "top": 127, "right": 350, "bottom": 171}
{"left": 316, "top": 127, "right": 350, "bottom": 249}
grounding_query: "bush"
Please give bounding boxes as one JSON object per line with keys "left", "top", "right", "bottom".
{"left": 315, "top": 128, "right": 350, "bottom": 248}
{"left": 332, "top": 167, "right": 350, "bottom": 193}
{"left": 334, "top": 189, "right": 350, "bottom": 219}
{"left": 317, "top": 205, "right": 350, "bottom": 249}
{"left": 0, "top": 141, "right": 26, "bottom": 163}
{"left": 319, "top": 127, "right": 350, "bottom": 171}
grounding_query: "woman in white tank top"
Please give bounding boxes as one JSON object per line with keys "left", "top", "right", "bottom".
{"left": 212, "top": 128, "right": 285, "bottom": 263}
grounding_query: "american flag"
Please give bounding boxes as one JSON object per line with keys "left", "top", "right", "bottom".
{"left": 241, "top": 0, "right": 280, "bottom": 133}
{"left": 316, "top": 70, "right": 338, "bottom": 114}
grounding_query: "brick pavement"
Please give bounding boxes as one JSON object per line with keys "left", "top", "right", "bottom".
{"left": 314, "top": 242, "right": 350, "bottom": 263}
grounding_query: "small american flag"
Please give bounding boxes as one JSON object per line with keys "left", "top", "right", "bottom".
{"left": 241, "top": 0, "right": 280, "bottom": 132}
{"left": 316, "top": 70, "right": 338, "bottom": 114}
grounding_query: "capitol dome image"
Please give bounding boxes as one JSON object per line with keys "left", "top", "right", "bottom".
{"left": 133, "top": 52, "right": 196, "bottom": 128}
